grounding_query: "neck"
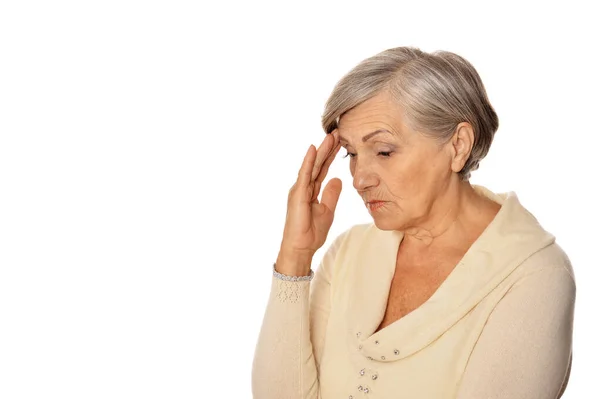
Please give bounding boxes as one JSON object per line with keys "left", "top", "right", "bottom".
{"left": 401, "top": 180, "right": 498, "bottom": 254}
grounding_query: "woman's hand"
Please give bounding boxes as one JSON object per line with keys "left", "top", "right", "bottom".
{"left": 277, "top": 130, "right": 343, "bottom": 276}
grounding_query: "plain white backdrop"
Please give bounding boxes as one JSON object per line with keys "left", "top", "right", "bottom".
{"left": 0, "top": 1, "right": 597, "bottom": 397}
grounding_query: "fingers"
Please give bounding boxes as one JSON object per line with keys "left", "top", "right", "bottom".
{"left": 316, "top": 140, "right": 341, "bottom": 184}
{"left": 297, "top": 130, "right": 341, "bottom": 204}
{"left": 312, "top": 131, "right": 339, "bottom": 180}
{"left": 311, "top": 140, "right": 342, "bottom": 202}
{"left": 320, "top": 178, "right": 342, "bottom": 214}
{"left": 310, "top": 130, "right": 340, "bottom": 199}
{"left": 296, "top": 144, "right": 316, "bottom": 189}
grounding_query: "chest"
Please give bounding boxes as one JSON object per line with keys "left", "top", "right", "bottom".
{"left": 376, "top": 264, "right": 456, "bottom": 332}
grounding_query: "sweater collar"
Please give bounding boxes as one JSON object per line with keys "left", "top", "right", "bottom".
{"left": 348, "top": 185, "right": 555, "bottom": 361}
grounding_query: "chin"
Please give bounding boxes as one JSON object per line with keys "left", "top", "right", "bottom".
{"left": 371, "top": 217, "right": 404, "bottom": 231}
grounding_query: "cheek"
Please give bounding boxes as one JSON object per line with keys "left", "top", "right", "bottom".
{"left": 384, "top": 158, "right": 430, "bottom": 200}
{"left": 426, "top": 152, "right": 452, "bottom": 183}
{"left": 412, "top": 147, "right": 447, "bottom": 179}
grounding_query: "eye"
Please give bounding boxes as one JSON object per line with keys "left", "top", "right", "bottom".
{"left": 343, "top": 151, "right": 393, "bottom": 158}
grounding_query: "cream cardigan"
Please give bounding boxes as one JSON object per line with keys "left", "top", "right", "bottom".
{"left": 252, "top": 185, "right": 575, "bottom": 399}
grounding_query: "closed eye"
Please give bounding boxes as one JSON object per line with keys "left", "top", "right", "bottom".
{"left": 342, "top": 151, "right": 393, "bottom": 158}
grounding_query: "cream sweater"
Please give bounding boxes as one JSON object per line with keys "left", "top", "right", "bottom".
{"left": 252, "top": 185, "right": 576, "bottom": 399}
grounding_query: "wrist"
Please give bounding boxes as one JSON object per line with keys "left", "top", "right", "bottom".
{"left": 275, "top": 250, "right": 314, "bottom": 277}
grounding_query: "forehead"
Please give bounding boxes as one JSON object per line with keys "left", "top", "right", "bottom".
{"left": 338, "top": 91, "right": 408, "bottom": 137}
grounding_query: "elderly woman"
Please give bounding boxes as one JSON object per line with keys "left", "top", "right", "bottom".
{"left": 251, "top": 46, "right": 575, "bottom": 399}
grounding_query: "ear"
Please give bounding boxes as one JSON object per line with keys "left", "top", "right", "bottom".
{"left": 448, "top": 122, "right": 474, "bottom": 173}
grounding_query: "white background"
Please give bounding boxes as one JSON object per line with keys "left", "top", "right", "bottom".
{"left": 0, "top": 1, "right": 597, "bottom": 398}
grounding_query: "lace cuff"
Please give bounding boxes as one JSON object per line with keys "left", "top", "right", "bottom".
{"left": 272, "top": 263, "right": 314, "bottom": 282}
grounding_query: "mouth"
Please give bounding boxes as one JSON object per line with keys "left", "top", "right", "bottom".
{"left": 366, "top": 201, "right": 387, "bottom": 211}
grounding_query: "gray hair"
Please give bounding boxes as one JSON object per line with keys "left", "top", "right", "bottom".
{"left": 321, "top": 46, "right": 499, "bottom": 180}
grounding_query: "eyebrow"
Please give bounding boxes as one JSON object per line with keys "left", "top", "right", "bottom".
{"left": 338, "top": 129, "right": 393, "bottom": 144}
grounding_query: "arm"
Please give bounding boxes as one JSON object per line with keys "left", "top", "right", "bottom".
{"left": 251, "top": 230, "right": 347, "bottom": 399}
{"left": 456, "top": 259, "right": 576, "bottom": 399}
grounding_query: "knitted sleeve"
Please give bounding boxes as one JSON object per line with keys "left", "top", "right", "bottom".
{"left": 251, "top": 229, "right": 350, "bottom": 399}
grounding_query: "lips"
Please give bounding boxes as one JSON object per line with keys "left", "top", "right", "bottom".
{"left": 366, "top": 201, "right": 386, "bottom": 211}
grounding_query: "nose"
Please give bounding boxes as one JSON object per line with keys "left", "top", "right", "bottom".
{"left": 352, "top": 160, "right": 378, "bottom": 191}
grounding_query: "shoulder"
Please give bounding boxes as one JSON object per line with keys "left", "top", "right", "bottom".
{"left": 509, "top": 241, "right": 576, "bottom": 297}
{"left": 329, "top": 222, "right": 373, "bottom": 245}
{"left": 327, "top": 222, "right": 380, "bottom": 253}
{"left": 316, "top": 223, "right": 376, "bottom": 275}
{"left": 341, "top": 222, "right": 375, "bottom": 237}
{"left": 520, "top": 241, "right": 574, "bottom": 281}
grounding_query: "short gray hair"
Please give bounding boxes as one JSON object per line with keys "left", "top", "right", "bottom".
{"left": 321, "top": 46, "right": 499, "bottom": 180}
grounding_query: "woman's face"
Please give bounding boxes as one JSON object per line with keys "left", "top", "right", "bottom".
{"left": 337, "top": 91, "right": 455, "bottom": 231}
